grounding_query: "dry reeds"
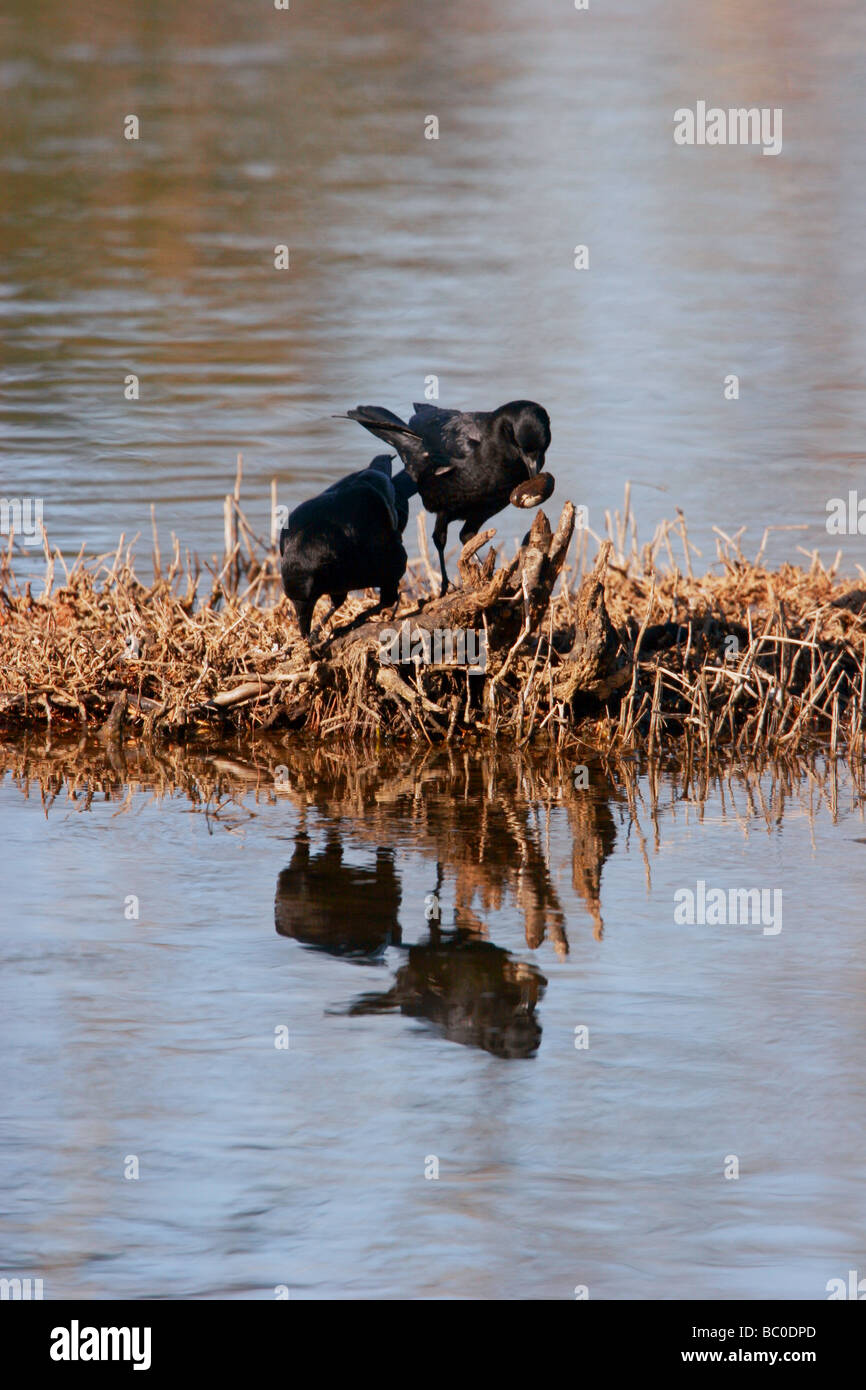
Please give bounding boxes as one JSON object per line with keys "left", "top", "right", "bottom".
{"left": 2, "top": 475, "right": 865, "bottom": 756}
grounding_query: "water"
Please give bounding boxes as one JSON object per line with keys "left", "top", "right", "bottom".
{"left": 1, "top": 739, "right": 864, "bottom": 1298}
{"left": 2, "top": 0, "right": 866, "bottom": 1302}
{"left": 2, "top": 0, "right": 866, "bottom": 572}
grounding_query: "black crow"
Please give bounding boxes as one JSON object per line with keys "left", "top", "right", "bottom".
{"left": 279, "top": 455, "right": 416, "bottom": 641}
{"left": 342, "top": 399, "right": 551, "bottom": 593}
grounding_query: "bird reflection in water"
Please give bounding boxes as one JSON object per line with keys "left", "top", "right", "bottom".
{"left": 274, "top": 830, "right": 401, "bottom": 959}
{"left": 273, "top": 750, "right": 608, "bottom": 952}
{"left": 274, "top": 831, "right": 546, "bottom": 1057}
{"left": 272, "top": 748, "right": 620, "bottom": 1055}
{"left": 349, "top": 927, "right": 547, "bottom": 1060}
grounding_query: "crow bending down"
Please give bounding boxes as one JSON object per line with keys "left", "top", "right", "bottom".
{"left": 279, "top": 455, "right": 416, "bottom": 640}
{"left": 343, "top": 399, "right": 551, "bottom": 594}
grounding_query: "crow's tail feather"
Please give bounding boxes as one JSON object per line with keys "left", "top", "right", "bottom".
{"left": 339, "top": 406, "right": 448, "bottom": 484}
{"left": 340, "top": 405, "right": 430, "bottom": 469}
{"left": 341, "top": 405, "right": 421, "bottom": 442}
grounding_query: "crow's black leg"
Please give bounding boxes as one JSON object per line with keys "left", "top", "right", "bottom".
{"left": 375, "top": 584, "right": 401, "bottom": 629}
{"left": 432, "top": 514, "right": 450, "bottom": 596}
{"left": 327, "top": 587, "right": 400, "bottom": 642}
{"left": 309, "top": 592, "right": 347, "bottom": 644}
{"left": 293, "top": 598, "right": 315, "bottom": 641}
{"left": 359, "top": 585, "right": 398, "bottom": 623}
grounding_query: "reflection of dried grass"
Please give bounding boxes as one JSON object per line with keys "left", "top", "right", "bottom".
{"left": 1, "top": 737, "right": 859, "bottom": 947}
{"left": 2, "top": 476, "right": 865, "bottom": 755}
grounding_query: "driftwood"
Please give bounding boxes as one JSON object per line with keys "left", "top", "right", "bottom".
{"left": 329, "top": 504, "right": 575, "bottom": 657}
{"left": 553, "top": 541, "right": 632, "bottom": 703}
{"left": 97, "top": 689, "right": 127, "bottom": 742}
{"left": 295, "top": 501, "right": 630, "bottom": 738}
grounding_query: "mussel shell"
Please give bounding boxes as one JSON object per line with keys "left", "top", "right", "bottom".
{"left": 510, "top": 473, "right": 555, "bottom": 509}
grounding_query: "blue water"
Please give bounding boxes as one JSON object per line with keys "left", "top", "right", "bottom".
{"left": 0, "top": 743, "right": 863, "bottom": 1298}
{"left": 2, "top": 0, "right": 866, "bottom": 1302}
{"left": 1, "top": 0, "right": 865, "bottom": 573}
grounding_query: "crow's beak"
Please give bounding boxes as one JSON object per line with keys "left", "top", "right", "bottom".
{"left": 524, "top": 453, "right": 542, "bottom": 477}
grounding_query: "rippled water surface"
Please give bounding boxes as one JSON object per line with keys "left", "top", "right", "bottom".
{"left": 1, "top": 0, "right": 866, "bottom": 570}
{"left": 2, "top": 0, "right": 866, "bottom": 1302}
{"left": 1, "top": 740, "right": 864, "bottom": 1299}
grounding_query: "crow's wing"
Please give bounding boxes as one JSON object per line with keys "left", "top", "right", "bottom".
{"left": 367, "top": 454, "right": 395, "bottom": 477}
{"left": 410, "top": 404, "right": 483, "bottom": 462}
{"left": 288, "top": 463, "right": 399, "bottom": 536}
{"left": 320, "top": 455, "right": 390, "bottom": 497}
{"left": 331, "top": 470, "right": 400, "bottom": 533}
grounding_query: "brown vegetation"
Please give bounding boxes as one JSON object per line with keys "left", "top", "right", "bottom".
{"left": 2, "top": 475, "right": 865, "bottom": 756}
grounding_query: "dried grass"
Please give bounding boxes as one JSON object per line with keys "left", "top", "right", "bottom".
{"left": 1, "top": 734, "right": 859, "bottom": 946}
{"left": 2, "top": 475, "right": 865, "bottom": 756}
